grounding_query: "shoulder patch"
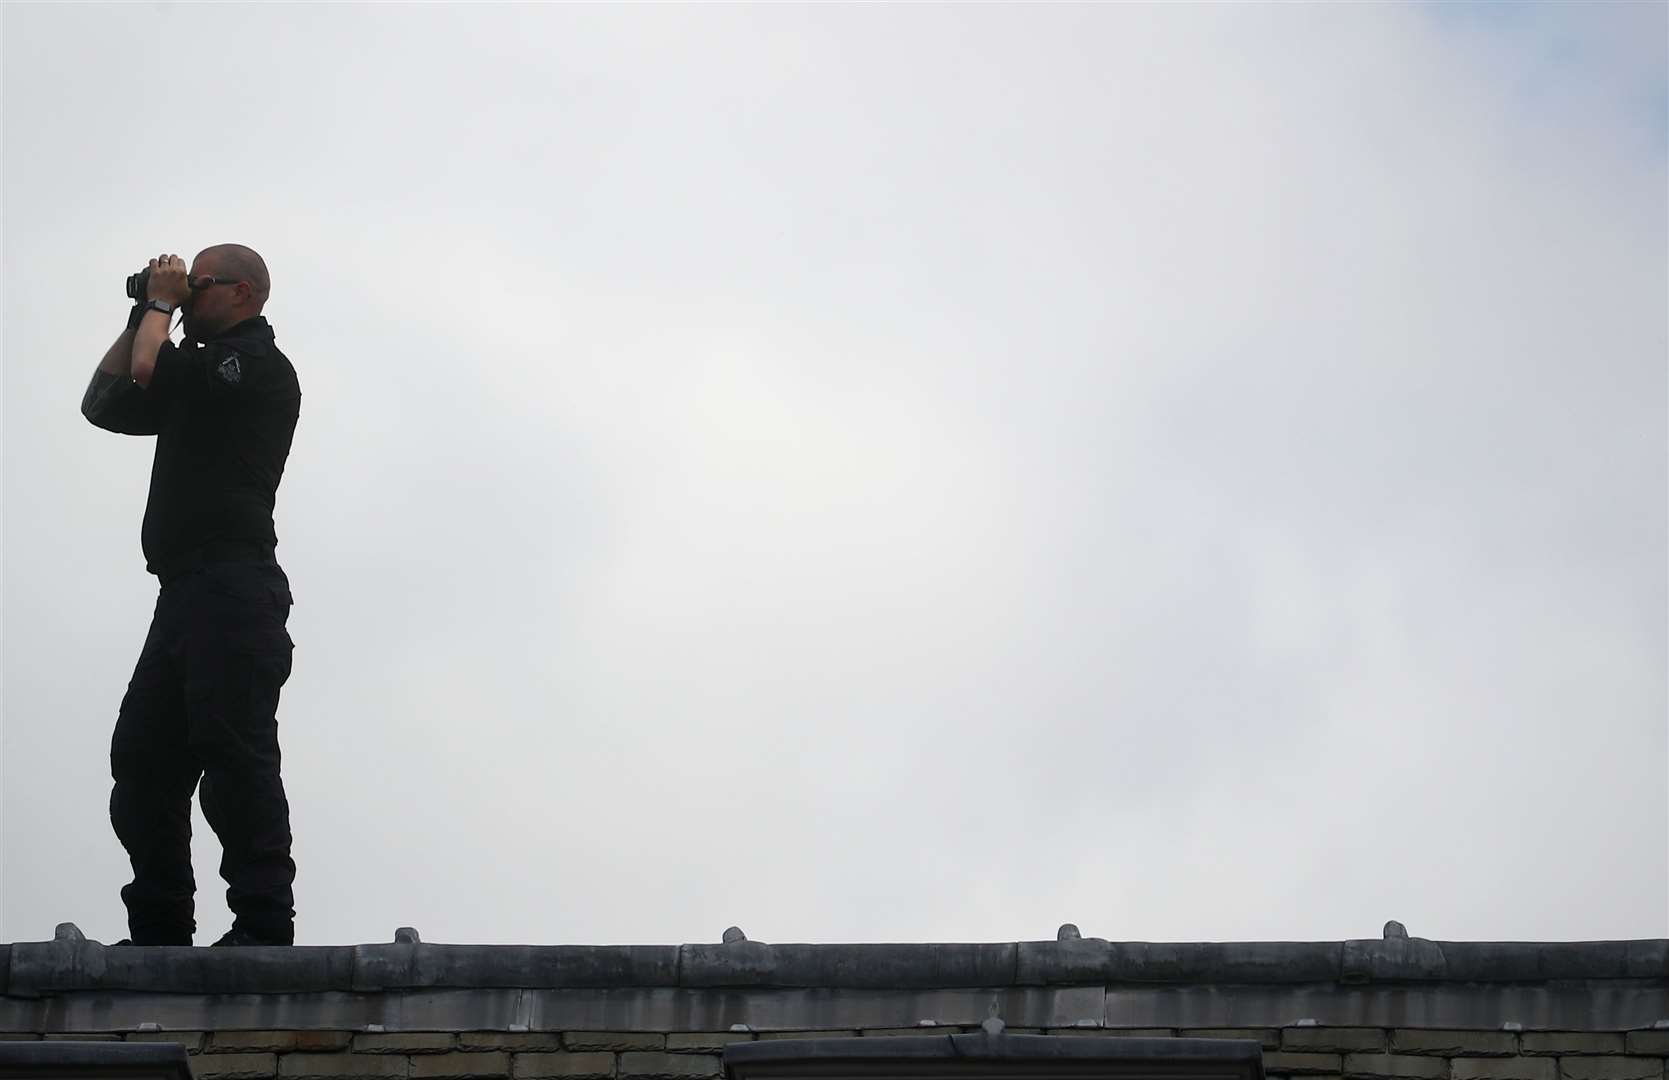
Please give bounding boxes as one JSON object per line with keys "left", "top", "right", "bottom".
{"left": 216, "top": 354, "right": 243, "bottom": 385}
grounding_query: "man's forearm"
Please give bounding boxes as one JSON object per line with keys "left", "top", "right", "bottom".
{"left": 98, "top": 328, "right": 138, "bottom": 376}
{"left": 84, "top": 319, "right": 159, "bottom": 433}
{"left": 130, "top": 309, "right": 171, "bottom": 388}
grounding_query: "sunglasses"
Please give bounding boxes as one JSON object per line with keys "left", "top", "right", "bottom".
{"left": 188, "top": 275, "right": 244, "bottom": 291}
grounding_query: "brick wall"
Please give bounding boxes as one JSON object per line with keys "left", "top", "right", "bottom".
{"left": 6, "top": 1025, "right": 1667, "bottom": 1080}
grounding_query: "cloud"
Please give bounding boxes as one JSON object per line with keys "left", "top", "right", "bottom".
{"left": 3, "top": 2, "right": 1662, "bottom": 946}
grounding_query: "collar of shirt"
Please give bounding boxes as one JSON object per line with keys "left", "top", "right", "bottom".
{"left": 185, "top": 315, "right": 274, "bottom": 349}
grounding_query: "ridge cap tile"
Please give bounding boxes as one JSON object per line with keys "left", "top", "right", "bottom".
{"left": 0, "top": 938, "right": 1664, "bottom": 996}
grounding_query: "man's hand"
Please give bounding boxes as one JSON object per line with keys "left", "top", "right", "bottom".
{"left": 133, "top": 252, "right": 186, "bottom": 388}
{"left": 146, "top": 253, "right": 190, "bottom": 306}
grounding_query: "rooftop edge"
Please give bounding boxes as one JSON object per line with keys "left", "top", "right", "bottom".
{"left": 2, "top": 930, "right": 1665, "bottom": 997}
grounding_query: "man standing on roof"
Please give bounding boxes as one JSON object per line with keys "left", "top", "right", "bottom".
{"left": 81, "top": 245, "right": 302, "bottom": 947}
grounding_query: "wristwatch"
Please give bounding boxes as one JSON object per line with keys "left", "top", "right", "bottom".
{"left": 144, "top": 299, "right": 176, "bottom": 316}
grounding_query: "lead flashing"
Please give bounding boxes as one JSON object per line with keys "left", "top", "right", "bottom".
{"left": 2, "top": 937, "right": 1664, "bottom": 997}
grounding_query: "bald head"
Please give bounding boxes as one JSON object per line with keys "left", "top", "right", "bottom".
{"left": 198, "top": 243, "right": 271, "bottom": 307}
{"left": 183, "top": 243, "right": 272, "bottom": 340}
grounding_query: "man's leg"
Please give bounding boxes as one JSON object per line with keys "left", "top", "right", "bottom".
{"left": 185, "top": 563, "right": 297, "bottom": 944}
{"left": 110, "top": 600, "right": 199, "bottom": 946}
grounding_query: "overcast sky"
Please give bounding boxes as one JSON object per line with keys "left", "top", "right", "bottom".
{"left": 2, "top": 2, "right": 1664, "bottom": 949}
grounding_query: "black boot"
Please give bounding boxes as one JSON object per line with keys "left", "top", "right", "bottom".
{"left": 212, "top": 926, "right": 291, "bottom": 947}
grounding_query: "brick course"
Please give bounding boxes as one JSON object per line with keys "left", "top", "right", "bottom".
{"left": 616, "top": 1053, "right": 722, "bottom": 1079}
{"left": 411, "top": 1053, "right": 511, "bottom": 1078}
{"left": 1288, "top": 1030, "right": 1389, "bottom": 1054}
{"left": 212, "top": 1033, "right": 354, "bottom": 1054}
{"left": 460, "top": 1035, "right": 567, "bottom": 1053}
{"left": 512, "top": 1053, "right": 616, "bottom": 1079}
{"left": 194, "top": 1054, "right": 280, "bottom": 1080}
{"left": 1265, "top": 1052, "right": 1346, "bottom": 1074}
{"left": 1524, "top": 1037, "right": 1625, "bottom": 1058}
{"left": 279, "top": 1053, "right": 409, "bottom": 1079}
{"left": 1452, "top": 1058, "right": 1557, "bottom": 1080}
{"left": 1395, "top": 1033, "right": 1519, "bottom": 1058}
{"left": 666, "top": 1034, "right": 754, "bottom": 1052}
{"left": 1557, "top": 1060, "right": 1665, "bottom": 1080}
{"left": 565, "top": 1035, "right": 665, "bottom": 1052}
{"left": 354, "top": 1034, "right": 456, "bottom": 1055}
{"left": 1343, "top": 1053, "right": 1450, "bottom": 1079}
{"left": 1625, "top": 1035, "right": 1669, "bottom": 1058}
{"left": 7, "top": 1016, "right": 1664, "bottom": 1080}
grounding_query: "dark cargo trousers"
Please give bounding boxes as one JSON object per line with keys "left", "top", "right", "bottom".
{"left": 110, "top": 555, "right": 297, "bottom": 945}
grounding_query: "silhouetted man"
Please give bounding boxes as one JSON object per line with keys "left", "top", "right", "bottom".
{"left": 81, "top": 244, "right": 302, "bottom": 946}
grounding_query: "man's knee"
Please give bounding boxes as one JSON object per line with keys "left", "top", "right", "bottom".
{"left": 109, "top": 769, "right": 196, "bottom": 827}
{"left": 110, "top": 736, "right": 184, "bottom": 784}
{"left": 111, "top": 694, "right": 184, "bottom": 783}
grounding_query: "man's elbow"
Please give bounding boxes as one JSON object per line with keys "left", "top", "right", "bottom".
{"left": 81, "top": 373, "right": 113, "bottom": 428}
{"left": 81, "top": 370, "right": 143, "bottom": 433}
{"left": 82, "top": 402, "right": 121, "bottom": 434}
